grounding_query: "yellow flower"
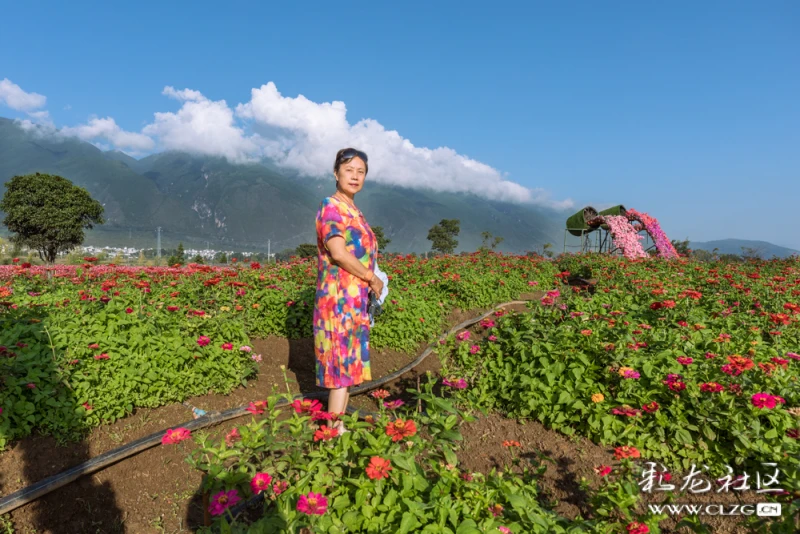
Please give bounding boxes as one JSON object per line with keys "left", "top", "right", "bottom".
{"left": 591, "top": 393, "right": 604, "bottom": 403}
{"left": 220, "top": 306, "right": 231, "bottom": 312}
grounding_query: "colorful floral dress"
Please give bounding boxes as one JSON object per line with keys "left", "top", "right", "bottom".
{"left": 313, "top": 196, "right": 377, "bottom": 388}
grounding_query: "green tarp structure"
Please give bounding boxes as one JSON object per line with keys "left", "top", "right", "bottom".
{"left": 566, "top": 206, "right": 599, "bottom": 236}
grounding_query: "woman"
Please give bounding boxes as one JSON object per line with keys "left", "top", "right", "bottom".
{"left": 314, "top": 147, "right": 384, "bottom": 433}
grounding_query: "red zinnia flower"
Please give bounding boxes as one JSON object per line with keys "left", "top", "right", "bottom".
{"left": 642, "top": 401, "right": 659, "bottom": 413}
{"left": 385, "top": 419, "right": 417, "bottom": 442}
{"left": 291, "top": 398, "right": 323, "bottom": 414}
{"left": 314, "top": 425, "right": 339, "bottom": 441}
{"left": 594, "top": 465, "right": 612, "bottom": 476}
{"left": 365, "top": 457, "right": 393, "bottom": 480}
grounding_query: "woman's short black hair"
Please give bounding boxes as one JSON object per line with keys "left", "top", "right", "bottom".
{"left": 334, "top": 148, "right": 369, "bottom": 176}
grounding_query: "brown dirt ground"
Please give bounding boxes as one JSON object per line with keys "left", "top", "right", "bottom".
{"left": 0, "top": 294, "right": 766, "bottom": 533}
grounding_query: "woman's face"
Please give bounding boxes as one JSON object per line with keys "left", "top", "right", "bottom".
{"left": 335, "top": 156, "right": 367, "bottom": 196}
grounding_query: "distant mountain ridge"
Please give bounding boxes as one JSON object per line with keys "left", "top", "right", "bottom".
{"left": 689, "top": 239, "right": 800, "bottom": 259}
{"left": 0, "top": 117, "right": 565, "bottom": 253}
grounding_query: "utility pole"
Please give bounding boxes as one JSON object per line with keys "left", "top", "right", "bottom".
{"left": 157, "top": 227, "right": 161, "bottom": 260}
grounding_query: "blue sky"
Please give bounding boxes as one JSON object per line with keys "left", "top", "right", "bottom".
{"left": 1, "top": 1, "right": 799, "bottom": 248}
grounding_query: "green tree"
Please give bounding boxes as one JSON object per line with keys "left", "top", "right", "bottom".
{"left": 372, "top": 226, "right": 391, "bottom": 251}
{"left": 671, "top": 238, "right": 690, "bottom": 256}
{"left": 192, "top": 253, "right": 204, "bottom": 264}
{"left": 479, "top": 231, "right": 504, "bottom": 252}
{"left": 217, "top": 252, "right": 228, "bottom": 264}
{"left": 167, "top": 242, "right": 186, "bottom": 266}
{"left": 741, "top": 246, "right": 763, "bottom": 260}
{"left": 427, "top": 219, "right": 460, "bottom": 255}
{"left": 295, "top": 243, "right": 317, "bottom": 259}
{"left": 0, "top": 173, "right": 105, "bottom": 264}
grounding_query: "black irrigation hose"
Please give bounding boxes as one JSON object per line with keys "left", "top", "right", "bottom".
{"left": 0, "top": 300, "right": 530, "bottom": 516}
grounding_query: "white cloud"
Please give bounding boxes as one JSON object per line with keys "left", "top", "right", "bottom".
{"left": 61, "top": 116, "right": 155, "bottom": 152}
{"left": 235, "top": 82, "right": 572, "bottom": 208}
{"left": 2, "top": 78, "right": 572, "bottom": 208}
{"left": 0, "top": 78, "right": 47, "bottom": 111}
{"left": 141, "top": 86, "right": 259, "bottom": 162}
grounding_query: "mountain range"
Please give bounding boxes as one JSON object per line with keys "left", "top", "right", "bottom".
{"left": 689, "top": 239, "right": 800, "bottom": 259}
{"left": 0, "top": 117, "right": 565, "bottom": 254}
{"left": 2, "top": 117, "right": 797, "bottom": 258}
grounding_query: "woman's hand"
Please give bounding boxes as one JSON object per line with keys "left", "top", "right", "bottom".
{"left": 369, "top": 275, "right": 384, "bottom": 297}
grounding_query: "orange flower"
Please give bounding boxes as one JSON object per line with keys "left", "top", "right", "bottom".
{"left": 365, "top": 456, "right": 393, "bottom": 480}
{"left": 385, "top": 419, "right": 417, "bottom": 442}
{"left": 502, "top": 440, "right": 521, "bottom": 448}
{"left": 614, "top": 445, "right": 641, "bottom": 460}
{"left": 591, "top": 393, "right": 605, "bottom": 403}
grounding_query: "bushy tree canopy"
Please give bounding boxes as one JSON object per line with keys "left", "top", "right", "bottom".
{"left": 0, "top": 173, "right": 104, "bottom": 263}
{"left": 427, "top": 219, "right": 460, "bottom": 254}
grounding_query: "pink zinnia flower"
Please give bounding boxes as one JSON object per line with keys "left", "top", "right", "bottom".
{"left": 498, "top": 528, "right": 512, "bottom": 534}
{"left": 272, "top": 480, "right": 288, "bottom": 494}
{"left": 94, "top": 353, "right": 109, "bottom": 360}
{"left": 787, "top": 352, "right": 800, "bottom": 360}
{"left": 469, "top": 344, "right": 480, "bottom": 354}
{"left": 456, "top": 331, "right": 471, "bottom": 341}
{"left": 622, "top": 369, "right": 640, "bottom": 379}
{"left": 161, "top": 427, "right": 191, "bottom": 444}
{"left": 443, "top": 378, "right": 468, "bottom": 389}
{"left": 384, "top": 399, "right": 405, "bottom": 409}
{"left": 296, "top": 491, "right": 328, "bottom": 515}
{"left": 225, "top": 427, "right": 241, "bottom": 447}
{"left": 197, "top": 336, "right": 211, "bottom": 347}
{"left": 246, "top": 401, "right": 267, "bottom": 415}
{"left": 626, "top": 522, "right": 650, "bottom": 534}
{"left": 239, "top": 345, "right": 252, "bottom": 352}
{"left": 751, "top": 393, "right": 785, "bottom": 410}
{"left": 488, "top": 335, "right": 498, "bottom": 342}
{"left": 250, "top": 472, "right": 273, "bottom": 494}
{"left": 311, "top": 411, "right": 335, "bottom": 421}
{"left": 488, "top": 503, "right": 504, "bottom": 517}
{"left": 221, "top": 342, "right": 233, "bottom": 350}
{"left": 676, "top": 356, "right": 693, "bottom": 366}
{"left": 209, "top": 489, "right": 241, "bottom": 516}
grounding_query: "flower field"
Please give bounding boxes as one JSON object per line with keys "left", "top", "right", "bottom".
{"left": 0, "top": 254, "right": 555, "bottom": 447}
{"left": 2, "top": 252, "right": 799, "bottom": 532}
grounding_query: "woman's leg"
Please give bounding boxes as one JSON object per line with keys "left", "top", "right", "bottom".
{"left": 328, "top": 387, "right": 348, "bottom": 417}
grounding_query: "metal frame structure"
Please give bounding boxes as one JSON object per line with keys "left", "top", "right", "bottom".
{"left": 563, "top": 226, "right": 654, "bottom": 255}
